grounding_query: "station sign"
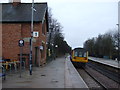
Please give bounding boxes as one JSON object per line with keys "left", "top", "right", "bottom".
{"left": 40, "top": 46, "right": 43, "bottom": 50}
{"left": 18, "top": 40, "right": 24, "bottom": 47}
{"left": 33, "top": 32, "right": 39, "bottom": 37}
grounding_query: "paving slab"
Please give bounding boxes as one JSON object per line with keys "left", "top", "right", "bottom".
{"left": 65, "top": 57, "right": 88, "bottom": 88}
{"left": 89, "top": 57, "right": 120, "bottom": 69}
{"left": 2, "top": 57, "right": 88, "bottom": 89}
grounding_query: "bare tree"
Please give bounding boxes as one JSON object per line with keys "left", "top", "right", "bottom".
{"left": 84, "top": 30, "right": 117, "bottom": 59}
{"left": 47, "top": 7, "right": 71, "bottom": 58}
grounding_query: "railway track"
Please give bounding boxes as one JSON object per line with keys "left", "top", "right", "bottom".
{"left": 77, "top": 68, "right": 106, "bottom": 90}
{"left": 87, "top": 61, "right": 120, "bottom": 83}
{"left": 76, "top": 65, "right": 119, "bottom": 89}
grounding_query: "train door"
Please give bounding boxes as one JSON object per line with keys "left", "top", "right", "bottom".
{"left": 35, "top": 47, "right": 38, "bottom": 66}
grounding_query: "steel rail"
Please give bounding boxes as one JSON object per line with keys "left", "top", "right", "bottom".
{"left": 82, "top": 67, "right": 107, "bottom": 90}
{"left": 87, "top": 62, "right": 120, "bottom": 83}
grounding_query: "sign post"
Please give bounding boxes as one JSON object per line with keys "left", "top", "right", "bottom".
{"left": 29, "top": 0, "right": 35, "bottom": 75}
{"left": 18, "top": 40, "right": 24, "bottom": 78}
{"left": 30, "top": 0, "right": 37, "bottom": 75}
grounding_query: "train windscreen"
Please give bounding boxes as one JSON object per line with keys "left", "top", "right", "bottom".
{"left": 74, "top": 51, "right": 86, "bottom": 57}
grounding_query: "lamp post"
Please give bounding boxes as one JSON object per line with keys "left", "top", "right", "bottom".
{"left": 29, "top": 0, "right": 35, "bottom": 75}
{"left": 51, "top": 44, "right": 54, "bottom": 60}
{"left": 116, "top": 23, "right": 120, "bottom": 89}
{"left": 116, "top": 24, "right": 120, "bottom": 62}
{"left": 55, "top": 45, "right": 58, "bottom": 58}
{"left": 48, "top": 26, "right": 53, "bottom": 59}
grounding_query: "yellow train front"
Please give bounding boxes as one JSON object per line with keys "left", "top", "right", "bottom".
{"left": 71, "top": 48, "right": 88, "bottom": 67}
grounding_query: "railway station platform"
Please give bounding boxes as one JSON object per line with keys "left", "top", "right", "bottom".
{"left": 2, "top": 56, "right": 88, "bottom": 89}
{"left": 88, "top": 57, "right": 120, "bottom": 69}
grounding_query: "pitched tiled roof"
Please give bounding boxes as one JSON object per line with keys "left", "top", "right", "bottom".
{"left": 1, "top": 3, "right": 48, "bottom": 23}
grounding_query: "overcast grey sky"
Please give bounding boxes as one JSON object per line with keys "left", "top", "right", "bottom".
{"left": 0, "top": 0, "right": 119, "bottom": 49}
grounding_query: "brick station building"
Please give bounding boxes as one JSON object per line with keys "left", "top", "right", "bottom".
{"left": 0, "top": 0, "right": 49, "bottom": 67}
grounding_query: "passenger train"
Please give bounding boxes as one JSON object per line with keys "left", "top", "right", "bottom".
{"left": 70, "top": 48, "right": 88, "bottom": 67}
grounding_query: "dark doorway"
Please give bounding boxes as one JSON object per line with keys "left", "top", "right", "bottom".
{"left": 35, "top": 47, "right": 38, "bottom": 66}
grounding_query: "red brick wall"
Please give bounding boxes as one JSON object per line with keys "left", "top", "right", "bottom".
{"left": 2, "top": 24, "right": 21, "bottom": 60}
{"left": 33, "top": 23, "right": 47, "bottom": 66}
{"left": 21, "top": 23, "right": 31, "bottom": 54}
{"left": 2, "top": 21, "right": 47, "bottom": 67}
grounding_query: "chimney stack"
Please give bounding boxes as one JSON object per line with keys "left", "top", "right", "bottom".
{"left": 9, "top": 0, "right": 21, "bottom": 6}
